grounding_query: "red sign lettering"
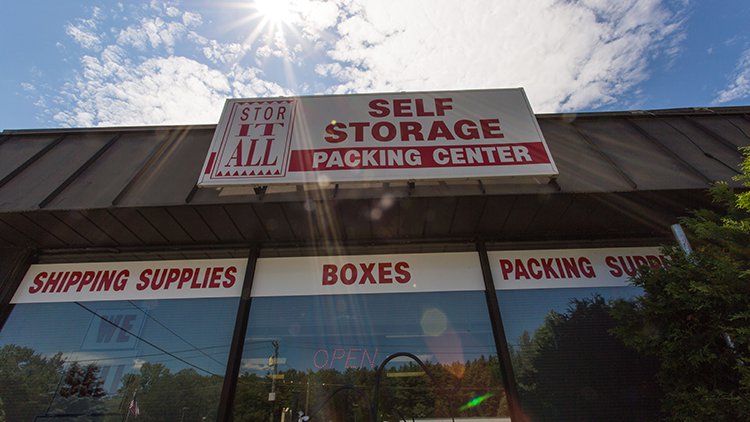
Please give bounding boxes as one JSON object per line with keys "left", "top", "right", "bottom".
{"left": 321, "top": 262, "right": 411, "bottom": 286}
{"left": 498, "top": 257, "right": 596, "bottom": 280}
{"left": 136, "top": 266, "right": 238, "bottom": 291}
{"left": 605, "top": 255, "right": 667, "bottom": 277}
{"left": 29, "top": 270, "right": 129, "bottom": 294}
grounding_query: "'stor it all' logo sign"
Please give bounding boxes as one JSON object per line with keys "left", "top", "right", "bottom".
{"left": 209, "top": 99, "right": 296, "bottom": 180}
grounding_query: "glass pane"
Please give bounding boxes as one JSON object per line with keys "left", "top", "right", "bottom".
{"left": 233, "top": 291, "right": 509, "bottom": 421}
{"left": 497, "top": 287, "right": 660, "bottom": 421}
{"left": 0, "top": 297, "right": 239, "bottom": 422}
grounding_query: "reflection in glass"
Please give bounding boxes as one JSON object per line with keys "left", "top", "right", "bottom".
{"left": 233, "top": 291, "right": 509, "bottom": 421}
{"left": 497, "top": 287, "right": 661, "bottom": 421}
{"left": 0, "top": 297, "right": 239, "bottom": 421}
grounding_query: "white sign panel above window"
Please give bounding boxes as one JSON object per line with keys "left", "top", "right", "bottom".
{"left": 252, "top": 252, "right": 484, "bottom": 297}
{"left": 198, "top": 88, "right": 558, "bottom": 186}
{"left": 489, "top": 247, "right": 666, "bottom": 290}
{"left": 11, "top": 259, "right": 246, "bottom": 304}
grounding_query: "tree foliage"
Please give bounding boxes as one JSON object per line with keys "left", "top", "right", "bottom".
{"left": 118, "top": 362, "right": 224, "bottom": 422}
{"left": 0, "top": 345, "right": 64, "bottom": 422}
{"left": 512, "top": 296, "right": 660, "bottom": 422}
{"left": 612, "top": 147, "right": 750, "bottom": 421}
{"left": 59, "top": 363, "right": 106, "bottom": 399}
{"left": 232, "top": 355, "right": 507, "bottom": 421}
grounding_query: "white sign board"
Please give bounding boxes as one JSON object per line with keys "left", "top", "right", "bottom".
{"left": 489, "top": 247, "right": 666, "bottom": 290}
{"left": 198, "top": 89, "right": 557, "bottom": 186}
{"left": 11, "top": 259, "right": 246, "bottom": 304}
{"left": 253, "top": 252, "right": 484, "bottom": 297}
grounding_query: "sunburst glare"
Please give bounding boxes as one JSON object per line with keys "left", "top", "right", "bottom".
{"left": 215, "top": 0, "right": 305, "bottom": 64}
{"left": 255, "top": 0, "right": 296, "bottom": 24}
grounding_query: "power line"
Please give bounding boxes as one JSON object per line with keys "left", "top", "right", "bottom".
{"left": 74, "top": 302, "right": 221, "bottom": 377}
{"left": 67, "top": 344, "right": 231, "bottom": 365}
{"left": 126, "top": 300, "right": 224, "bottom": 367}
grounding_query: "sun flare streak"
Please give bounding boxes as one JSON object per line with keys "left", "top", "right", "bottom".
{"left": 255, "top": 0, "right": 296, "bottom": 24}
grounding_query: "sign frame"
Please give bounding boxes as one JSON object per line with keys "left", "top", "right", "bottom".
{"left": 198, "top": 88, "right": 558, "bottom": 187}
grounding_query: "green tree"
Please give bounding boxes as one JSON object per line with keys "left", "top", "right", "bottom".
{"left": 116, "top": 363, "right": 224, "bottom": 421}
{"left": 232, "top": 356, "right": 507, "bottom": 421}
{"left": 513, "top": 296, "right": 660, "bottom": 422}
{"left": 233, "top": 372, "right": 273, "bottom": 421}
{"left": 59, "top": 363, "right": 106, "bottom": 399}
{"left": 0, "top": 345, "right": 64, "bottom": 421}
{"left": 612, "top": 148, "right": 750, "bottom": 421}
{"left": 46, "top": 362, "right": 109, "bottom": 421}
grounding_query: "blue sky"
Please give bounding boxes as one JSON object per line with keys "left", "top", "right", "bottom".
{"left": 1, "top": 0, "right": 749, "bottom": 131}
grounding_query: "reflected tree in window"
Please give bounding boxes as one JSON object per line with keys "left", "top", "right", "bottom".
{"left": 59, "top": 363, "right": 106, "bottom": 399}
{"left": 512, "top": 295, "right": 660, "bottom": 422}
{"left": 234, "top": 355, "right": 508, "bottom": 421}
{"left": 0, "top": 345, "right": 65, "bottom": 421}
{"left": 116, "top": 363, "right": 224, "bottom": 422}
{"left": 49, "top": 362, "right": 109, "bottom": 420}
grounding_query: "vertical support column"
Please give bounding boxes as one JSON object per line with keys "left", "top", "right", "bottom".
{"left": 0, "top": 247, "right": 36, "bottom": 331}
{"left": 476, "top": 240, "right": 524, "bottom": 421}
{"left": 218, "top": 248, "right": 260, "bottom": 421}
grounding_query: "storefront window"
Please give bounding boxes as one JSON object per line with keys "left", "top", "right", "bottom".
{"left": 490, "top": 248, "right": 662, "bottom": 421}
{"left": 0, "top": 259, "right": 244, "bottom": 422}
{"left": 0, "top": 298, "right": 239, "bottom": 421}
{"left": 233, "top": 253, "right": 509, "bottom": 421}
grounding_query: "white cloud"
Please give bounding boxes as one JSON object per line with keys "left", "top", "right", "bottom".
{"left": 113, "top": 5, "right": 202, "bottom": 52}
{"left": 50, "top": 0, "right": 688, "bottom": 128}
{"left": 201, "top": 39, "right": 248, "bottom": 65}
{"left": 298, "top": 0, "right": 340, "bottom": 38}
{"left": 256, "top": 44, "right": 273, "bottom": 59}
{"left": 116, "top": 24, "right": 150, "bottom": 50}
{"left": 230, "top": 66, "right": 289, "bottom": 98}
{"left": 91, "top": 6, "right": 103, "bottom": 20}
{"left": 54, "top": 51, "right": 286, "bottom": 127}
{"left": 117, "top": 17, "right": 188, "bottom": 51}
{"left": 714, "top": 48, "right": 750, "bottom": 104}
{"left": 255, "top": 31, "right": 305, "bottom": 62}
{"left": 318, "top": 0, "right": 685, "bottom": 112}
{"left": 52, "top": 2, "right": 292, "bottom": 127}
{"left": 66, "top": 20, "right": 102, "bottom": 50}
{"left": 182, "top": 11, "right": 203, "bottom": 27}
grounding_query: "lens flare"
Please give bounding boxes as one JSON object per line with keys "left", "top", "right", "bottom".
{"left": 459, "top": 393, "right": 494, "bottom": 411}
{"left": 420, "top": 308, "right": 447, "bottom": 336}
{"left": 254, "top": 0, "right": 295, "bottom": 24}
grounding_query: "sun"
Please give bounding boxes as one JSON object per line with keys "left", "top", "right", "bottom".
{"left": 254, "top": 0, "right": 296, "bottom": 25}
{"left": 216, "top": 0, "right": 304, "bottom": 69}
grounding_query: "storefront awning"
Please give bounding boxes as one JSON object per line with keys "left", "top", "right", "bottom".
{"left": 0, "top": 106, "right": 747, "bottom": 252}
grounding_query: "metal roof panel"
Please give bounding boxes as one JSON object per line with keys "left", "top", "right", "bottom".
{"left": 538, "top": 118, "right": 634, "bottom": 192}
{"left": 0, "top": 132, "right": 113, "bottom": 209}
{"left": 0, "top": 106, "right": 746, "bottom": 220}
{"left": 46, "top": 130, "right": 164, "bottom": 209}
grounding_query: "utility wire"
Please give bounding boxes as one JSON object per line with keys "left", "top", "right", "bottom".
{"left": 64, "top": 344, "right": 231, "bottom": 365}
{"left": 126, "top": 300, "right": 224, "bottom": 367}
{"left": 74, "top": 302, "right": 221, "bottom": 377}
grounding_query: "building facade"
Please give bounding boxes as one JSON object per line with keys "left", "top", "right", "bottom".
{"left": 0, "top": 100, "right": 748, "bottom": 421}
